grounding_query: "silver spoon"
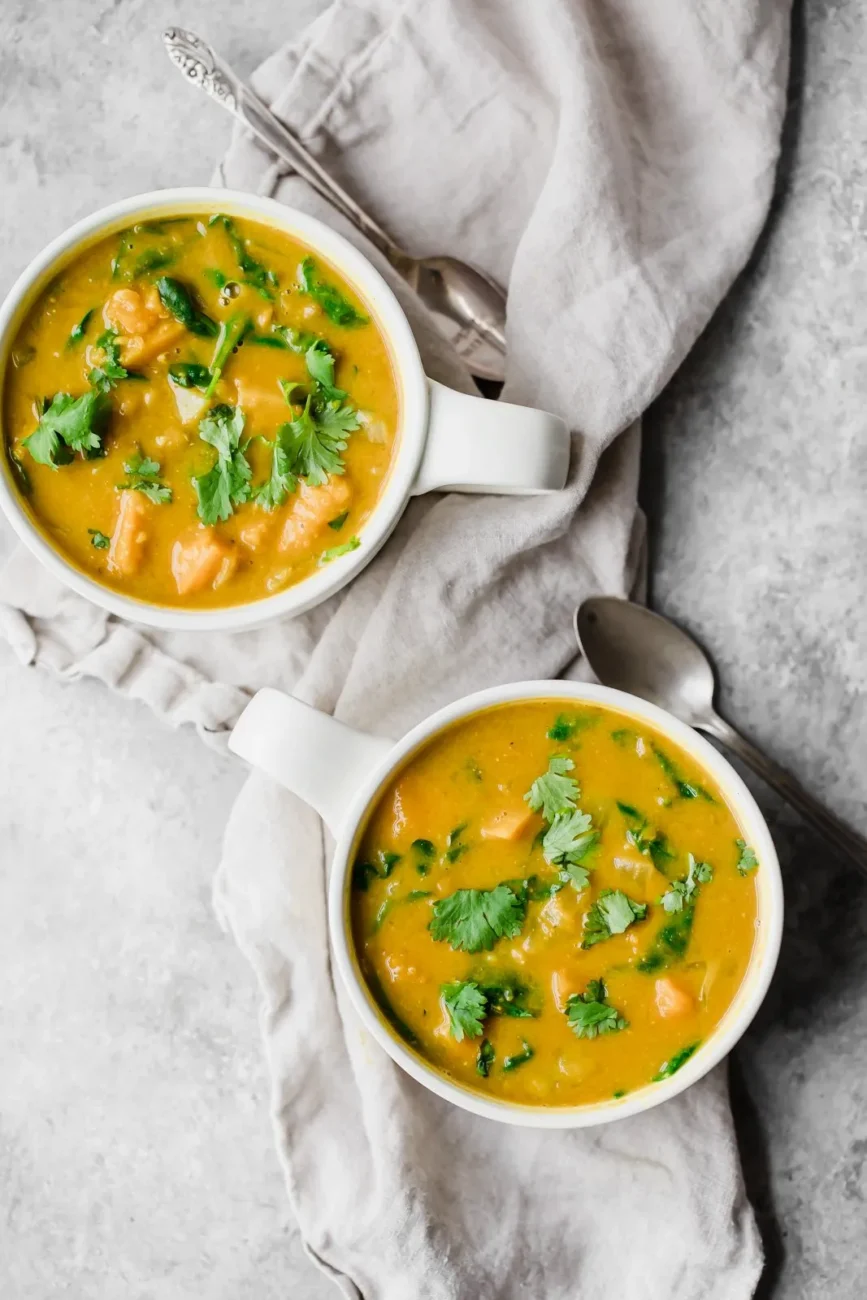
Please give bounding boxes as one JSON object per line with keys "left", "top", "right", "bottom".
{"left": 575, "top": 596, "right": 867, "bottom": 873}
{"left": 162, "top": 27, "right": 508, "bottom": 382}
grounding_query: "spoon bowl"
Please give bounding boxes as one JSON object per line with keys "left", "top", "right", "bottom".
{"left": 575, "top": 595, "right": 867, "bottom": 874}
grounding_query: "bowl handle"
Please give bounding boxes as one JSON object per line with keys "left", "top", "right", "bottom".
{"left": 228, "top": 688, "right": 393, "bottom": 836}
{"left": 411, "top": 379, "right": 570, "bottom": 496}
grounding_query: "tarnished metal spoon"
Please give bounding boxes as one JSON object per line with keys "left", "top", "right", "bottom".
{"left": 162, "top": 27, "right": 508, "bottom": 382}
{"left": 576, "top": 596, "right": 867, "bottom": 873}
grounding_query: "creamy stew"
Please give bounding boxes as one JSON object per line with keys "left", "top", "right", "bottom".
{"left": 3, "top": 213, "right": 399, "bottom": 607}
{"left": 351, "top": 701, "right": 761, "bottom": 1108}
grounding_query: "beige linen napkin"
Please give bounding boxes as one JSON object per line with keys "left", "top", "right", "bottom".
{"left": 0, "top": 1, "right": 791, "bottom": 1294}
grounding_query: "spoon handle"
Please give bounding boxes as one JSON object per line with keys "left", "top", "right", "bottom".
{"left": 701, "top": 712, "right": 867, "bottom": 874}
{"left": 162, "top": 28, "right": 407, "bottom": 270}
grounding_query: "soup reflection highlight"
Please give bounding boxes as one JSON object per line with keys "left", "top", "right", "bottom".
{"left": 350, "top": 701, "right": 760, "bottom": 1108}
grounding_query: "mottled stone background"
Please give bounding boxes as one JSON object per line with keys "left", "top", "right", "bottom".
{"left": 0, "top": 2, "right": 864, "bottom": 1297}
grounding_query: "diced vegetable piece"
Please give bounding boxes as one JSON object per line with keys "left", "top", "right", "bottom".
{"left": 480, "top": 809, "right": 534, "bottom": 841}
{"left": 654, "top": 977, "right": 696, "bottom": 1019}
{"left": 108, "top": 489, "right": 150, "bottom": 577}
{"left": 171, "top": 527, "right": 237, "bottom": 596}
{"left": 279, "top": 477, "right": 352, "bottom": 553}
{"left": 103, "top": 287, "right": 159, "bottom": 337}
{"left": 233, "top": 376, "right": 291, "bottom": 430}
{"left": 169, "top": 378, "right": 208, "bottom": 426}
{"left": 120, "top": 319, "right": 186, "bottom": 367}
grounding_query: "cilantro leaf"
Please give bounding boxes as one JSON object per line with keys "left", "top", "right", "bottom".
{"left": 476, "top": 976, "right": 535, "bottom": 1019}
{"left": 254, "top": 428, "right": 297, "bottom": 512}
{"left": 476, "top": 1038, "right": 495, "bottom": 1077}
{"left": 660, "top": 853, "right": 713, "bottom": 913}
{"left": 441, "top": 980, "right": 488, "bottom": 1041}
{"left": 88, "top": 329, "right": 138, "bottom": 392}
{"left": 652, "top": 1041, "right": 700, "bottom": 1081}
{"left": 524, "top": 755, "right": 579, "bottom": 820}
{"left": 23, "top": 390, "right": 110, "bottom": 466}
{"left": 278, "top": 396, "right": 348, "bottom": 487}
{"left": 542, "top": 809, "right": 596, "bottom": 865}
{"left": 429, "top": 884, "right": 526, "bottom": 953}
{"left": 118, "top": 450, "right": 172, "bottom": 504}
{"left": 736, "top": 839, "right": 759, "bottom": 875}
{"left": 566, "top": 979, "right": 629, "bottom": 1039}
{"left": 320, "top": 535, "right": 361, "bottom": 564}
{"left": 582, "top": 889, "right": 647, "bottom": 949}
{"left": 193, "top": 404, "right": 252, "bottom": 524}
{"left": 298, "top": 256, "right": 368, "bottom": 327}
{"left": 651, "top": 743, "right": 713, "bottom": 802}
{"left": 88, "top": 529, "right": 110, "bottom": 549}
{"left": 305, "top": 339, "right": 344, "bottom": 398}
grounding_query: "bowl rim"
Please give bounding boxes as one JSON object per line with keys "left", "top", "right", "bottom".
{"left": 327, "top": 679, "right": 784, "bottom": 1128}
{"left": 0, "top": 186, "right": 429, "bottom": 632}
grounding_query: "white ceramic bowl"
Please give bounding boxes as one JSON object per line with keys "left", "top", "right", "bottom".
{"left": 0, "top": 187, "right": 570, "bottom": 632}
{"left": 228, "top": 679, "right": 784, "bottom": 1128}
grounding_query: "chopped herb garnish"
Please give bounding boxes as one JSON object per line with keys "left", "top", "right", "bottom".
{"left": 613, "top": 1089, "right": 627, "bottom": 1099}
{"left": 445, "top": 821, "right": 469, "bottom": 863}
{"left": 476, "top": 1038, "right": 495, "bottom": 1078}
{"left": 582, "top": 889, "right": 647, "bottom": 948}
{"left": 412, "top": 838, "right": 436, "bottom": 876}
{"left": 371, "top": 889, "right": 431, "bottom": 934}
{"left": 320, "top": 535, "right": 361, "bottom": 564}
{"left": 66, "top": 309, "right": 93, "bottom": 348}
{"left": 476, "top": 976, "right": 535, "bottom": 1019}
{"left": 502, "top": 1040, "right": 534, "bottom": 1072}
{"left": 352, "top": 850, "right": 401, "bottom": 891}
{"left": 169, "top": 362, "right": 211, "bottom": 390}
{"left": 660, "top": 854, "right": 713, "bottom": 913}
{"left": 23, "top": 390, "right": 110, "bottom": 467}
{"left": 298, "top": 256, "right": 368, "bottom": 327}
{"left": 441, "top": 980, "right": 488, "bottom": 1041}
{"left": 546, "top": 712, "right": 596, "bottom": 742}
{"left": 651, "top": 743, "right": 713, "bottom": 802}
{"left": 305, "top": 339, "right": 345, "bottom": 399}
{"left": 566, "top": 979, "right": 628, "bottom": 1039}
{"left": 88, "top": 329, "right": 139, "bottom": 392}
{"left": 280, "top": 393, "right": 359, "bottom": 486}
{"left": 328, "top": 510, "right": 349, "bottom": 531}
{"left": 254, "top": 425, "right": 297, "bottom": 512}
{"left": 119, "top": 451, "right": 172, "bottom": 504}
{"left": 211, "top": 214, "right": 278, "bottom": 299}
{"left": 611, "top": 728, "right": 637, "bottom": 748}
{"left": 193, "top": 404, "right": 252, "bottom": 524}
{"left": 429, "top": 884, "right": 525, "bottom": 953}
{"left": 617, "top": 801, "right": 675, "bottom": 875}
{"left": 156, "top": 276, "right": 218, "bottom": 338}
{"left": 524, "top": 755, "right": 579, "bottom": 821}
{"left": 542, "top": 810, "right": 597, "bottom": 871}
{"left": 652, "top": 1042, "right": 700, "bottom": 1081}
{"left": 88, "top": 529, "right": 110, "bottom": 549}
{"left": 735, "top": 839, "right": 759, "bottom": 875}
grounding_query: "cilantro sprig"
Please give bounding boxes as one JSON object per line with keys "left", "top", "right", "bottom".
{"left": 735, "top": 839, "right": 759, "bottom": 875}
{"left": 524, "top": 755, "right": 598, "bottom": 891}
{"left": 660, "top": 853, "right": 713, "bottom": 914}
{"left": 193, "top": 405, "right": 252, "bottom": 524}
{"left": 23, "top": 390, "right": 110, "bottom": 467}
{"left": 119, "top": 450, "right": 172, "bottom": 504}
{"left": 566, "top": 979, "right": 628, "bottom": 1039}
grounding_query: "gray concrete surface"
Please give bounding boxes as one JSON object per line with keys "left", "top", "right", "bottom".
{"left": 1, "top": 1, "right": 864, "bottom": 1296}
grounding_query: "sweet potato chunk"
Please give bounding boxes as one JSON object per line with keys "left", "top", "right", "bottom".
{"left": 108, "top": 490, "right": 150, "bottom": 577}
{"left": 104, "top": 288, "right": 159, "bottom": 337}
{"left": 171, "top": 527, "right": 237, "bottom": 596}
{"left": 279, "top": 478, "right": 352, "bottom": 553}
{"left": 120, "top": 319, "right": 186, "bottom": 367}
{"left": 654, "top": 977, "right": 695, "bottom": 1019}
{"left": 480, "top": 808, "right": 534, "bottom": 841}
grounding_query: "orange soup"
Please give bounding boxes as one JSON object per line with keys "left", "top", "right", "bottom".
{"left": 3, "top": 213, "right": 399, "bottom": 607}
{"left": 350, "top": 700, "right": 761, "bottom": 1108}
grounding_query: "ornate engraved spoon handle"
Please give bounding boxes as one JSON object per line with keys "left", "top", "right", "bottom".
{"left": 161, "top": 27, "right": 406, "bottom": 270}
